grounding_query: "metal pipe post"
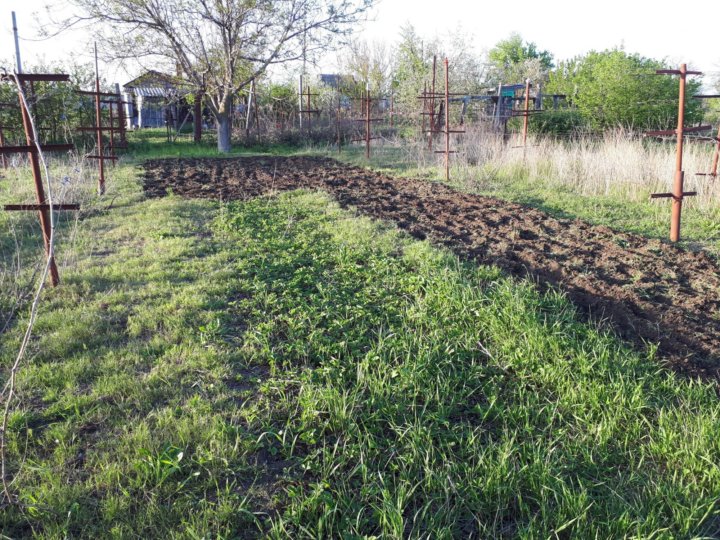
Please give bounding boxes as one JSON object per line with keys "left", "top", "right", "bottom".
{"left": 365, "top": 89, "right": 371, "bottom": 159}
{"left": 429, "top": 55, "right": 437, "bottom": 151}
{"left": 711, "top": 125, "right": 720, "bottom": 176}
{"left": 670, "top": 64, "right": 687, "bottom": 242}
{"left": 94, "top": 43, "right": 105, "bottom": 195}
{"left": 12, "top": 12, "right": 22, "bottom": 73}
{"left": 421, "top": 82, "right": 427, "bottom": 138}
{"left": 444, "top": 58, "right": 450, "bottom": 181}
{"left": 18, "top": 83, "right": 59, "bottom": 285}
{"left": 298, "top": 75, "right": 303, "bottom": 129}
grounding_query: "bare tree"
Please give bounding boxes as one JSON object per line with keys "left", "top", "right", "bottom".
{"left": 63, "top": 0, "right": 375, "bottom": 152}
{"left": 339, "top": 39, "right": 391, "bottom": 95}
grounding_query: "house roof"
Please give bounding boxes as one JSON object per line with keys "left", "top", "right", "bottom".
{"left": 123, "top": 70, "right": 184, "bottom": 90}
{"left": 133, "top": 87, "right": 175, "bottom": 98}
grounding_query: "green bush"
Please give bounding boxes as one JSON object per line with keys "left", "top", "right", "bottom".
{"left": 529, "top": 109, "right": 586, "bottom": 136}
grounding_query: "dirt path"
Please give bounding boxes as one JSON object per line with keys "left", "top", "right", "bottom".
{"left": 143, "top": 156, "right": 720, "bottom": 379}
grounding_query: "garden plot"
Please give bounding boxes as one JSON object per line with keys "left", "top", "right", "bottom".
{"left": 144, "top": 155, "right": 720, "bottom": 377}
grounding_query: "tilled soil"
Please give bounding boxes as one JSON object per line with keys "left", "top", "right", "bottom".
{"left": 143, "top": 156, "right": 720, "bottom": 378}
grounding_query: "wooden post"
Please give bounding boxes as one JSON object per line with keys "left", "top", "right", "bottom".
{"left": 494, "top": 83, "right": 503, "bottom": 127}
{"left": 535, "top": 82, "right": 542, "bottom": 110}
{"left": 522, "top": 79, "right": 531, "bottom": 146}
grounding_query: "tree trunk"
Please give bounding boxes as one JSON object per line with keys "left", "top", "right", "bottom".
{"left": 194, "top": 92, "right": 203, "bottom": 143}
{"left": 216, "top": 113, "right": 231, "bottom": 152}
{"left": 216, "top": 97, "right": 232, "bottom": 152}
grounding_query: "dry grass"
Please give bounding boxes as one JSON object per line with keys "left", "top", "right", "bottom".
{"left": 451, "top": 126, "right": 720, "bottom": 209}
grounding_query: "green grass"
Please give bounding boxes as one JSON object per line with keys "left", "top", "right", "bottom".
{"left": 3, "top": 139, "right": 720, "bottom": 537}
{"left": 128, "top": 128, "right": 312, "bottom": 160}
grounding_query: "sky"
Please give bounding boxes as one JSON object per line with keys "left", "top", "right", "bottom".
{"left": 1, "top": 0, "right": 719, "bottom": 86}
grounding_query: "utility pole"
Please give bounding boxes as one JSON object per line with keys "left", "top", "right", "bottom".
{"left": 12, "top": 12, "right": 22, "bottom": 73}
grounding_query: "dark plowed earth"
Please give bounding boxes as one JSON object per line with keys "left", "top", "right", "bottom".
{"left": 143, "top": 156, "right": 720, "bottom": 379}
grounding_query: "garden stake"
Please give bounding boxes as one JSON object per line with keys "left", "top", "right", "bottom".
{"left": 351, "top": 88, "right": 382, "bottom": 159}
{"left": 648, "top": 64, "right": 707, "bottom": 242}
{"left": 298, "top": 83, "right": 320, "bottom": 136}
{"left": 421, "top": 59, "right": 465, "bottom": 182}
{"left": 0, "top": 72, "right": 77, "bottom": 287}
{"left": 76, "top": 44, "right": 121, "bottom": 194}
{"left": 692, "top": 94, "right": 720, "bottom": 179}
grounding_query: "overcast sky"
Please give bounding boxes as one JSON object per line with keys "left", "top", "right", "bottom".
{"left": 2, "top": 0, "right": 719, "bottom": 86}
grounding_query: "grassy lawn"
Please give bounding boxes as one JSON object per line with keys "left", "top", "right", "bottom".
{"left": 2, "top": 136, "right": 720, "bottom": 537}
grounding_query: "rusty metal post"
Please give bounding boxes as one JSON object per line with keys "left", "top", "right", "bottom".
{"left": 522, "top": 79, "right": 531, "bottom": 146}
{"left": 108, "top": 100, "right": 116, "bottom": 164}
{"left": 649, "top": 66, "right": 704, "bottom": 237}
{"left": 670, "top": 64, "right": 688, "bottom": 242}
{"left": 444, "top": 59, "right": 450, "bottom": 182}
{"left": 365, "top": 89, "right": 371, "bottom": 159}
{"left": 298, "top": 75, "right": 303, "bottom": 130}
{"left": 2, "top": 72, "right": 76, "bottom": 287}
{"left": 711, "top": 129, "right": 720, "bottom": 176}
{"left": 18, "top": 81, "right": 59, "bottom": 286}
{"left": 93, "top": 44, "right": 105, "bottom": 195}
{"left": 421, "top": 82, "right": 427, "bottom": 138}
{"left": 429, "top": 55, "right": 437, "bottom": 151}
{"left": 351, "top": 89, "right": 380, "bottom": 158}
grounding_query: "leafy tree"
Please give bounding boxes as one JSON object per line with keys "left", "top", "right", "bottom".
{"left": 488, "top": 32, "right": 553, "bottom": 84}
{"left": 390, "top": 24, "right": 486, "bottom": 124}
{"left": 0, "top": 59, "right": 95, "bottom": 145}
{"left": 545, "top": 49, "right": 703, "bottom": 131}
{"left": 390, "top": 24, "right": 434, "bottom": 119}
{"left": 63, "top": 0, "right": 375, "bottom": 152}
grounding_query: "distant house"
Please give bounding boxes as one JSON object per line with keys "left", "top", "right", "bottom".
{"left": 122, "top": 70, "right": 190, "bottom": 129}
{"left": 318, "top": 73, "right": 356, "bottom": 91}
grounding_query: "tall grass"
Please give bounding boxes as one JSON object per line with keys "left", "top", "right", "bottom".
{"left": 453, "top": 126, "right": 720, "bottom": 208}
